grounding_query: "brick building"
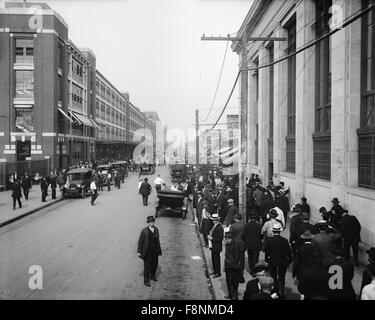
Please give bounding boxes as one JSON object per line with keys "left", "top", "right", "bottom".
{"left": 233, "top": 0, "right": 375, "bottom": 245}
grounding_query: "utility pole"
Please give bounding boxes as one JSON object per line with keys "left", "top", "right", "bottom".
{"left": 201, "top": 33, "right": 286, "bottom": 220}
{"left": 195, "top": 109, "right": 199, "bottom": 171}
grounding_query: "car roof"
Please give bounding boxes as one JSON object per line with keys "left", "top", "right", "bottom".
{"left": 67, "top": 168, "right": 92, "bottom": 174}
{"left": 97, "top": 164, "right": 113, "bottom": 168}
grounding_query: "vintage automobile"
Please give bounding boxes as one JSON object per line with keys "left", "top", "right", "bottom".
{"left": 140, "top": 163, "right": 155, "bottom": 175}
{"left": 155, "top": 190, "right": 187, "bottom": 219}
{"left": 169, "top": 163, "right": 186, "bottom": 180}
{"left": 111, "top": 161, "right": 128, "bottom": 177}
{"left": 97, "top": 164, "right": 114, "bottom": 186}
{"left": 63, "top": 168, "right": 93, "bottom": 199}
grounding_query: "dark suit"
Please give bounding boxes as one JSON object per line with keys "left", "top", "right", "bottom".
{"left": 139, "top": 182, "right": 152, "bottom": 205}
{"left": 137, "top": 226, "right": 162, "bottom": 283}
{"left": 11, "top": 182, "right": 22, "bottom": 209}
{"left": 292, "top": 242, "right": 322, "bottom": 279}
{"left": 40, "top": 179, "right": 48, "bottom": 202}
{"left": 224, "top": 206, "right": 238, "bottom": 226}
{"left": 210, "top": 223, "right": 224, "bottom": 275}
{"left": 340, "top": 215, "right": 361, "bottom": 263}
{"left": 295, "top": 222, "right": 319, "bottom": 247}
{"left": 50, "top": 174, "right": 57, "bottom": 199}
{"left": 196, "top": 197, "right": 204, "bottom": 226}
{"left": 231, "top": 221, "right": 245, "bottom": 272}
{"left": 264, "top": 235, "right": 292, "bottom": 294}
{"left": 298, "top": 266, "right": 330, "bottom": 300}
{"left": 21, "top": 176, "right": 32, "bottom": 200}
{"left": 224, "top": 241, "right": 241, "bottom": 299}
{"left": 243, "top": 279, "right": 261, "bottom": 300}
{"left": 242, "top": 220, "right": 263, "bottom": 273}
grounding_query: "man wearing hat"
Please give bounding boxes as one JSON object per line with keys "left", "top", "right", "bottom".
{"left": 243, "top": 262, "right": 269, "bottom": 300}
{"left": 223, "top": 231, "right": 241, "bottom": 300}
{"left": 11, "top": 178, "right": 23, "bottom": 210}
{"left": 261, "top": 209, "right": 283, "bottom": 240}
{"left": 340, "top": 210, "right": 361, "bottom": 266}
{"left": 242, "top": 215, "right": 263, "bottom": 275}
{"left": 224, "top": 199, "right": 238, "bottom": 227}
{"left": 330, "top": 197, "right": 345, "bottom": 225}
{"left": 264, "top": 224, "right": 292, "bottom": 298}
{"left": 208, "top": 213, "right": 224, "bottom": 278}
{"left": 200, "top": 201, "right": 214, "bottom": 247}
{"left": 137, "top": 216, "right": 162, "bottom": 287}
{"left": 139, "top": 177, "right": 152, "bottom": 206}
{"left": 292, "top": 231, "right": 322, "bottom": 280}
{"left": 231, "top": 213, "right": 246, "bottom": 274}
{"left": 195, "top": 190, "right": 204, "bottom": 227}
{"left": 294, "top": 212, "right": 319, "bottom": 248}
{"left": 312, "top": 222, "right": 340, "bottom": 267}
{"left": 300, "top": 197, "right": 310, "bottom": 215}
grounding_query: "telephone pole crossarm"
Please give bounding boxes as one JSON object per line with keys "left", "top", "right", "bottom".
{"left": 201, "top": 36, "right": 286, "bottom": 42}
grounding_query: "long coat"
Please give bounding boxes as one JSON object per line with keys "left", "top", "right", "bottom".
{"left": 264, "top": 235, "right": 292, "bottom": 268}
{"left": 211, "top": 223, "right": 224, "bottom": 253}
{"left": 139, "top": 182, "right": 152, "bottom": 196}
{"left": 292, "top": 243, "right": 322, "bottom": 278}
{"left": 137, "top": 227, "right": 162, "bottom": 259}
{"left": 340, "top": 215, "right": 361, "bottom": 244}
{"left": 224, "top": 241, "right": 241, "bottom": 271}
{"left": 11, "top": 183, "right": 22, "bottom": 198}
{"left": 242, "top": 220, "right": 263, "bottom": 251}
{"left": 40, "top": 179, "right": 48, "bottom": 192}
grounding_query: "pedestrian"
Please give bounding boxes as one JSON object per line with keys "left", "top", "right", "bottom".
{"left": 289, "top": 204, "right": 304, "bottom": 258}
{"left": 261, "top": 209, "right": 283, "bottom": 250}
{"left": 294, "top": 212, "right": 319, "bottom": 248}
{"left": 196, "top": 191, "right": 204, "bottom": 227}
{"left": 242, "top": 215, "right": 263, "bottom": 275}
{"left": 340, "top": 210, "right": 361, "bottom": 266}
{"left": 360, "top": 268, "right": 375, "bottom": 300}
{"left": 40, "top": 176, "right": 48, "bottom": 202}
{"left": 243, "top": 262, "right": 269, "bottom": 300}
{"left": 312, "top": 222, "right": 340, "bottom": 267}
{"left": 253, "top": 185, "right": 264, "bottom": 220}
{"left": 249, "top": 276, "right": 275, "bottom": 300}
{"left": 57, "top": 171, "right": 65, "bottom": 192}
{"left": 21, "top": 173, "right": 31, "bottom": 200}
{"left": 137, "top": 216, "right": 162, "bottom": 287}
{"left": 300, "top": 197, "right": 310, "bottom": 215}
{"left": 153, "top": 174, "right": 164, "bottom": 192}
{"left": 260, "top": 194, "right": 275, "bottom": 223}
{"left": 11, "top": 179, "right": 22, "bottom": 210}
{"left": 264, "top": 224, "right": 292, "bottom": 298}
{"left": 208, "top": 213, "right": 224, "bottom": 278}
{"left": 200, "top": 201, "right": 213, "bottom": 247}
{"left": 360, "top": 248, "right": 375, "bottom": 298}
{"left": 224, "top": 199, "right": 238, "bottom": 227}
{"left": 139, "top": 177, "right": 152, "bottom": 206}
{"left": 330, "top": 197, "right": 345, "bottom": 225}
{"left": 107, "top": 172, "right": 112, "bottom": 191}
{"left": 230, "top": 213, "right": 246, "bottom": 274}
{"left": 90, "top": 179, "right": 98, "bottom": 206}
{"left": 223, "top": 231, "right": 242, "bottom": 300}
{"left": 50, "top": 172, "right": 57, "bottom": 199}
{"left": 97, "top": 172, "right": 103, "bottom": 191}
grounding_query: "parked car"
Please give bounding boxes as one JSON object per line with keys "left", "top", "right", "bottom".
{"left": 97, "top": 164, "right": 114, "bottom": 186}
{"left": 63, "top": 168, "right": 93, "bottom": 199}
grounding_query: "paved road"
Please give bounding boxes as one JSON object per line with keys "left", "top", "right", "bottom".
{"left": 0, "top": 167, "right": 212, "bottom": 300}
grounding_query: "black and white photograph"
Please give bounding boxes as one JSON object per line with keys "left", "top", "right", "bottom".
{"left": 0, "top": 0, "right": 375, "bottom": 306}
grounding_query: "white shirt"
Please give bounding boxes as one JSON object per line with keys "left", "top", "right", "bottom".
{"left": 361, "top": 280, "right": 375, "bottom": 300}
{"left": 90, "top": 181, "right": 97, "bottom": 191}
{"left": 170, "top": 185, "right": 179, "bottom": 192}
{"left": 154, "top": 177, "right": 164, "bottom": 185}
{"left": 273, "top": 207, "right": 285, "bottom": 227}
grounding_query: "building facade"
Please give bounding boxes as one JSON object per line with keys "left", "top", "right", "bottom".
{"left": 233, "top": 0, "right": 375, "bottom": 245}
{"left": 0, "top": 2, "right": 157, "bottom": 176}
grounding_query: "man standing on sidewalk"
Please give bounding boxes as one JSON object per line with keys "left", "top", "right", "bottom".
{"left": 21, "top": 173, "right": 31, "bottom": 200}
{"left": 224, "top": 231, "right": 241, "bottom": 300}
{"left": 11, "top": 179, "right": 22, "bottom": 210}
{"left": 208, "top": 213, "right": 224, "bottom": 278}
{"left": 340, "top": 210, "right": 361, "bottom": 266}
{"left": 50, "top": 172, "right": 57, "bottom": 200}
{"left": 90, "top": 179, "right": 98, "bottom": 206}
{"left": 137, "top": 216, "right": 162, "bottom": 287}
{"left": 40, "top": 176, "right": 48, "bottom": 202}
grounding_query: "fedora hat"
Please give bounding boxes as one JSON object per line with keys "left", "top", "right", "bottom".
{"left": 211, "top": 213, "right": 220, "bottom": 220}
{"left": 271, "top": 224, "right": 282, "bottom": 233}
{"left": 253, "top": 261, "right": 269, "bottom": 273}
{"left": 234, "top": 213, "right": 242, "bottom": 220}
{"left": 146, "top": 216, "right": 155, "bottom": 223}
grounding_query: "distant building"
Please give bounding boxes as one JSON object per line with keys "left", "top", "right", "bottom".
{"left": 227, "top": 114, "right": 239, "bottom": 130}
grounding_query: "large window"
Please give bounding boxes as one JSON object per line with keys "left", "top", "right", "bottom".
{"left": 72, "top": 83, "right": 83, "bottom": 108}
{"left": 313, "top": 0, "right": 332, "bottom": 180}
{"left": 286, "top": 17, "right": 296, "bottom": 173}
{"left": 358, "top": 0, "right": 375, "bottom": 189}
{"left": 15, "top": 39, "right": 33, "bottom": 64}
{"left": 15, "top": 70, "right": 34, "bottom": 98}
{"left": 15, "top": 108, "right": 34, "bottom": 132}
{"left": 72, "top": 58, "right": 83, "bottom": 82}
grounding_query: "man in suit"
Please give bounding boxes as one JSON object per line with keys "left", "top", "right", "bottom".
{"left": 21, "top": 173, "right": 32, "bottom": 200}
{"left": 11, "top": 179, "right": 23, "bottom": 210}
{"left": 216, "top": 186, "right": 226, "bottom": 222}
{"left": 208, "top": 213, "right": 224, "bottom": 278}
{"left": 242, "top": 215, "right": 263, "bottom": 275}
{"left": 300, "top": 197, "right": 310, "bottom": 215}
{"left": 340, "top": 210, "right": 361, "bottom": 266}
{"left": 40, "top": 176, "right": 48, "bottom": 202}
{"left": 292, "top": 230, "right": 322, "bottom": 280}
{"left": 196, "top": 191, "right": 204, "bottom": 227}
{"left": 49, "top": 172, "right": 57, "bottom": 200}
{"left": 243, "top": 262, "right": 272, "bottom": 300}
{"left": 312, "top": 222, "right": 340, "bottom": 267}
{"left": 330, "top": 197, "right": 345, "bottom": 227}
{"left": 224, "top": 199, "right": 238, "bottom": 227}
{"left": 264, "top": 224, "right": 292, "bottom": 297}
{"left": 139, "top": 177, "right": 152, "bottom": 206}
{"left": 137, "top": 216, "right": 162, "bottom": 287}
{"left": 294, "top": 212, "right": 319, "bottom": 247}
{"left": 231, "top": 214, "right": 246, "bottom": 274}
{"left": 224, "top": 231, "right": 241, "bottom": 300}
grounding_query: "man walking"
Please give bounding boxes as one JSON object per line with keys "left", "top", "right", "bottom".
{"left": 107, "top": 172, "right": 112, "bottom": 191}
{"left": 224, "top": 231, "right": 241, "bottom": 300}
{"left": 224, "top": 199, "right": 238, "bottom": 227}
{"left": 40, "top": 176, "right": 48, "bottom": 202}
{"left": 137, "top": 216, "right": 162, "bottom": 287}
{"left": 242, "top": 215, "right": 263, "bottom": 275}
{"left": 231, "top": 213, "right": 246, "bottom": 274}
{"left": 90, "top": 178, "right": 98, "bottom": 206}
{"left": 208, "top": 213, "right": 224, "bottom": 278}
{"left": 340, "top": 210, "right": 361, "bottom": 266}
{"left": 139, "top": 177, "right": 152, "bottom": 206}
{"left": 264, "top": 224, "right": 292, "bottom": 298}
{"left": 153, "top": 174, "right": 164, "bottom": 192}
{"left": 11, "top": 179, "right": 22, "bottom": 210}
{"left": 50, "top": 172, "right": 57, "bottom": 200}
{"left": 21, "top": 173, "right": 31, "bottom": 200}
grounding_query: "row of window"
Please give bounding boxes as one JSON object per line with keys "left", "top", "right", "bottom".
{"left": 97, "top": 124, "right": 127, "bottom": 141}
{"left": 96, "top": 79, "right": 127, "bottom": 112}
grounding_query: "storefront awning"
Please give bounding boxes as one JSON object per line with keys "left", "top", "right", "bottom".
{"left": 68, "top": 111, "right": 82, "bottom": 125}
{"left": 90, "top": 119, "right": 100, "bottom": 129}
{"left": 57, "top": 108, "right": 73, "bottom": 123}
{"left": 72, "top": 112, "right": 94, "bottom": 127}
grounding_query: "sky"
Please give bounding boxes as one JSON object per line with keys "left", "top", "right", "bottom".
{"left": 21, "top": 0, "right": 252, "bottom": 132}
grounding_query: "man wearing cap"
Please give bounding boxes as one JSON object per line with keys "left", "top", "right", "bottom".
{"left": 139, "top": 177, "right": 152, "bottom": 206}
{"left": 224, "top": 199, "right": 238, "bottom": 227}
{"left": 231, "top": 214, "right": 246, "bottom": 274}
{"left": 242, "top": 215, "right": 263, "bottom": 275}
{"left": 340, "top": 210, "right": 361, "bottom": 266}
{"left": 292, "top": 231, "right": 322, "bottom": 280}
{"left": 201, "top": 201, "right": 214, "bottom": 247}
{"left": 208, "top": 214, "right": 224, "bottom": 278}
{"left": 223, "top": 231, "right": 241, "bottom": 300}
{"left": 264, "top": 224, "right": 292, "bottom": 298}
{"left": 137, "top": 216, "right": 162, "bottom": 287}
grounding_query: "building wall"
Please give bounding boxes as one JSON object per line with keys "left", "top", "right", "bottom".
{"left": 236, "top": 0, "right": 375, "bottom": 246}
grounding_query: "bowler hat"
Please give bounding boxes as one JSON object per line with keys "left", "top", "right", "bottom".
{"left": 225, "top": 231, "right": 234, "bottom": 238}
{"left": 211, "top": 213, "right": 220, "bottom": 220}
{"left": 146, "top": 216, "right": 155, "bottom": 223}
{"left": 271, "top": 224, "right": 282, "bottom": 233}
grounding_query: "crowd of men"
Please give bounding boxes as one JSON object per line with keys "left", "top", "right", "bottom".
{"left": 176, "top": 171, "right": 375, "bottom": 300}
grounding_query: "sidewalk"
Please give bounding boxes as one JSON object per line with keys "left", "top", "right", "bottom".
{"left": 0, "top": 187, "right": 62, "bottom": 227}
{"left": 199, "top": 214, "right": 369, "bottom": 300}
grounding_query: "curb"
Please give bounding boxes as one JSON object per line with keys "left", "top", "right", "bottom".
{"left": 0, "top": 198, "right": 63, "bottom": 228}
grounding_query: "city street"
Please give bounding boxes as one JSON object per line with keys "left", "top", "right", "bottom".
{"left": 0, "top": 168, "right": 212, "bottom": 300}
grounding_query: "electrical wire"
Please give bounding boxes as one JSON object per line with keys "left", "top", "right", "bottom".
{"left": 201, "top": 41, "right": 230, "bottom": 122}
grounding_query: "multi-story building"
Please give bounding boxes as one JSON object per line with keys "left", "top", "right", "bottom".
{"left": 0, "top": 2, "right": 158, "bottom": 179}
{"left": 144, "top": 111, "right": 165, "bottom": 164}
{"left": 233, "top": 0, "right": 375, "bottom": 245}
